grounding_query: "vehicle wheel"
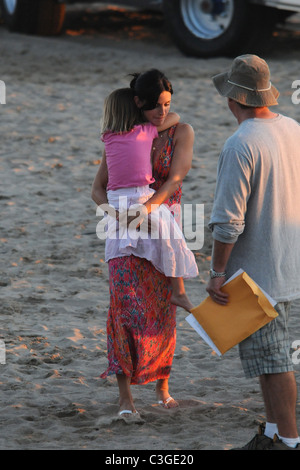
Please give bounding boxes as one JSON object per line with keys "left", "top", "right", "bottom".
{"left": 163, "top": 0, "right": 277, "bottom": 57}
{"left": 0, "top": 0, "right": 37, "bottom": 33}
{"left": 0, "top": 0, "right": 65, "bottom": 35}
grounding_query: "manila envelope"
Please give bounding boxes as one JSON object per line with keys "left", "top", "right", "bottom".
{"left": 188, "top": 270, "right": 278, "bottom": 355}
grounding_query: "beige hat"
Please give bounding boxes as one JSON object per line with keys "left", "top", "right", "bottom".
{"left": 212, "top": 54, "right": 279, "bottom": 107}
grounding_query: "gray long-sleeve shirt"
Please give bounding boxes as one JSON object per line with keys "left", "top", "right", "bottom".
{"left": 209, "top": 114, "right": 300, "bottom": 302}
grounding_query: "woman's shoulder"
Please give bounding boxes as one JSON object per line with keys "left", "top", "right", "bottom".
{"left": 174, "top": 122, "right": 194, "bottom": 139}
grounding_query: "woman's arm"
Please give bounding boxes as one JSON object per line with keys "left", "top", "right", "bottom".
{"left": 144, "top": 122, "right": 194, "bottom": 214}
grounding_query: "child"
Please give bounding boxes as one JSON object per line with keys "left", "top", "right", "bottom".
{"left": 100, "top": 87, "right": 198, "bottom": 312}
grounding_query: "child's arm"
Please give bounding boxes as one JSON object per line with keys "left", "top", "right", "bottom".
{"left": 157, "top": 112, "right": 180, "bottom": 132}
{"left": 91, "top": 150, "right": 109, "bottom": 206}
{"left": 91, "top": 150, "right": 119, "bottom": 220}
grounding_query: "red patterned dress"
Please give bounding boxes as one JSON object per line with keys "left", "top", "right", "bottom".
{"left": 101, "top": 125, "right": 181, "bottom": 385}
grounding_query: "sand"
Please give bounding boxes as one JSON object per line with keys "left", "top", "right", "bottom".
{"left": 0, "top": 3, "right": 300, "bottom": 451}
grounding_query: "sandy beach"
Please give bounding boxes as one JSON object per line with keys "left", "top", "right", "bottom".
{"left": 1, "top": 3, "right": 300, "bottom": 451}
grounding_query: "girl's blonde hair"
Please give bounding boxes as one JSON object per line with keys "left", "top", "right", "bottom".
{"left": 101, "top": 87, "right": 141, "bottom": 134}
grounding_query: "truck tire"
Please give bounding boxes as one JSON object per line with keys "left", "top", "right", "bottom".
{"left": 163, "top": 0, "right": 276, "bottom": 57}
{"left": 36, "top": 0, "right": 65, "bottom": 35}
{"left": 0, "top": 0, "right": 65, "bottom": 35}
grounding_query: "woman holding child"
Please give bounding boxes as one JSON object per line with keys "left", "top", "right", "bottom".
{"left": 91, "top": 69, "right": 196, "bottom": 417}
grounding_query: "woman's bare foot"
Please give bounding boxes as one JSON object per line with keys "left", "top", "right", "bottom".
{"left": 156, "top": 379, "right": 179, "bottom": 409}
{"left": 117, "top": 373, "right": 137, "bottom": 415}
{"left": 158, "top": 396, "right": 179, "bottom": 409}
{"left": 170, "top": 292, "right": 194, "bottom": 312}
{"left": 119, "top": 399, "right": 137, "bottom": 416}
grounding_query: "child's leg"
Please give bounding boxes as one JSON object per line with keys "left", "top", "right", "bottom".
{"left": 169, "top": 277, "right": 194, "bottom": 312}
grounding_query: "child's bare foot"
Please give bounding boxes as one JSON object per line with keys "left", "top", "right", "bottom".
{"left": 170, "top": 293, "right": 194, "bottom": 312}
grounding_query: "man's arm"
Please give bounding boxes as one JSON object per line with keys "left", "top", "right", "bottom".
{"left": 207, "top": 147, "right": 252, "bottom": 304}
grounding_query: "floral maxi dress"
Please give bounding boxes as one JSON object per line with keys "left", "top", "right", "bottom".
{"left": 101, "top": 125, "right": 181, "bottom": 385}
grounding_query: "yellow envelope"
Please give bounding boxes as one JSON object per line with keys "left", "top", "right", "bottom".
{"left": 187, "top": 271, "right": 278, "bottom": 355}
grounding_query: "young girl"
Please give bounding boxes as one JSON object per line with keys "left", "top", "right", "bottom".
{"left": 100, "top": 87, "right": 198, "bottom": 312}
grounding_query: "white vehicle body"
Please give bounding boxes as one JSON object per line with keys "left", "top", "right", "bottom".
{"left": 258, "top": 0, "right": 300, "bottom": 11}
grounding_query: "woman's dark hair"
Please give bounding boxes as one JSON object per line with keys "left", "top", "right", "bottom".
{"left": 129, "top": 69, "right": 173, "bottom": 111}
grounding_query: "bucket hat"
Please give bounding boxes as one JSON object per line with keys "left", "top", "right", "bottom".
{"left": 212, "top": 54, "right": 279, "bottom": 107}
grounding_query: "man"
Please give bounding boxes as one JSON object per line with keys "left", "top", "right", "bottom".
{"left": 207, "top": 54, "right": 300, "bottom": 450}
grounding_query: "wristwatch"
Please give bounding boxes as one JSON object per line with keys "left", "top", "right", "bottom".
{"left": 209, "top": 269, "right": 226, "bottom": 279}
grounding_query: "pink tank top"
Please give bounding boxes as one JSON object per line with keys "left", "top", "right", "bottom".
{"left": 102, "top": 123, "right": 158, "bottom": 191}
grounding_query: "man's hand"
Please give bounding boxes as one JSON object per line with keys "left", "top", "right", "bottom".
{"left": 206, "top": 276, "right": 229, "bottom": 305}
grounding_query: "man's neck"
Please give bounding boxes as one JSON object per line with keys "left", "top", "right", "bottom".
{"left": 237, "top": 106, "right": 278, "bottom": 124}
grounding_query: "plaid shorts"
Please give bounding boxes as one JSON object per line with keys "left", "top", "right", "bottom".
{"left": 238, "top": 301, "right": 294, "bottom": 378}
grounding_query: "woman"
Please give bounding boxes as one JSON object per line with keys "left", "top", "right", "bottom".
{"left": 92, "top": 69, "right": 195, "bottom": 416}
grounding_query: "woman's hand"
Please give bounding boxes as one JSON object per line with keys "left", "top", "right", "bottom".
{"left": 119, "top": 204, "right": 148, "bottom": 231}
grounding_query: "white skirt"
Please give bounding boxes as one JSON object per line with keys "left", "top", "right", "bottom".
{"left": 103, "top": 186, "right": 198, "bottom": 279}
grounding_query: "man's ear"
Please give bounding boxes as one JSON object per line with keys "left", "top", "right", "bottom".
{"left": 134, "top": 95, "right": 145, "bottom": 109}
